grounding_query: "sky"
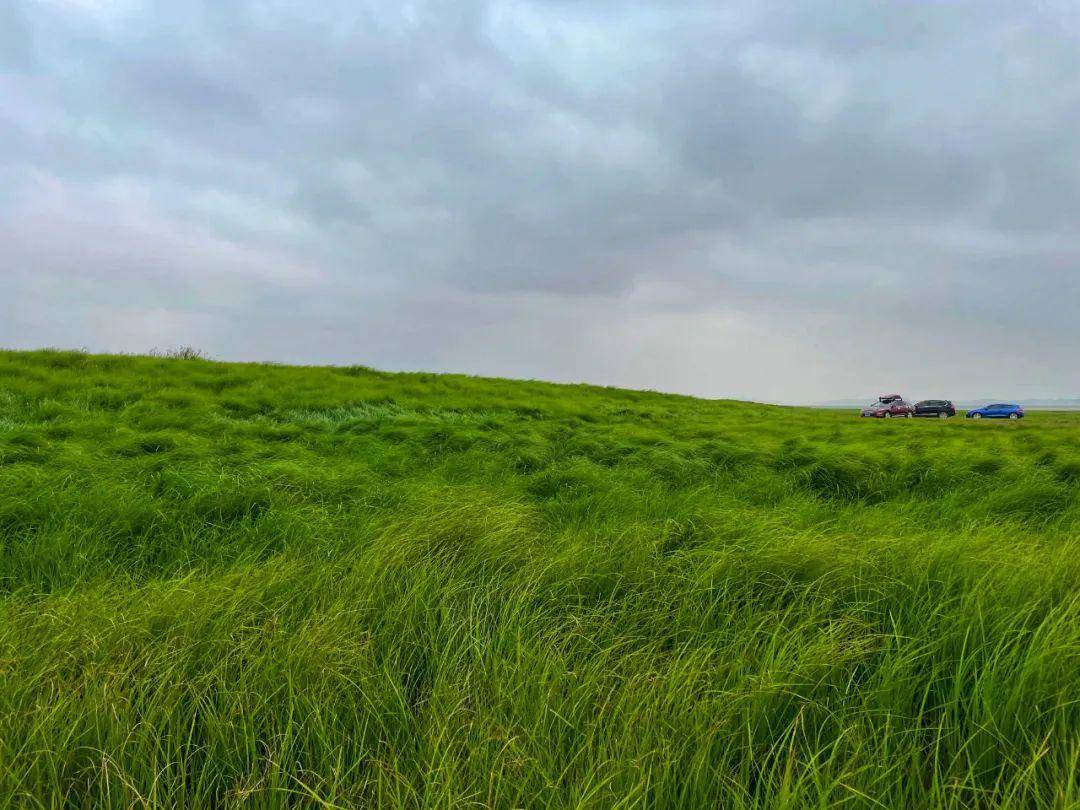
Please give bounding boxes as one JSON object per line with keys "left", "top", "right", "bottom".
{"left": 3, "top": 0, "right": 1080, "bottom": 404}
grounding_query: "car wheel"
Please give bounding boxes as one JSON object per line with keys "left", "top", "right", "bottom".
{"left": 1009, "top": 412, "right": 1019, "bottom": 420}
{"left": 972, "top": 412, "right": 982, "bottom": 419}
{"left": 906, "top": 412, "right": 913, "bottom": 418}
{"left": 883, "top": 412, "right": 892, "bottom": 419}
{"left": 938, "top": 412, "right": 948, "bottom": 419}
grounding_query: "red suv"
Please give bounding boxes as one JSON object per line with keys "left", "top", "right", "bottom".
{"left": 861, "top": 394, "right": 915, "bottom": 418}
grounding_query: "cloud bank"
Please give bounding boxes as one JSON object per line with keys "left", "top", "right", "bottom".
{"left": 3, "top": 0, "right": 1080, "bottom": 401}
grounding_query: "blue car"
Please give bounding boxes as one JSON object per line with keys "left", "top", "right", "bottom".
{"left": 966, "top": 403, "right": 1025, "bottom": 420}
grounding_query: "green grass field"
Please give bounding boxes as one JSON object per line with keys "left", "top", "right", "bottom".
{"left": 0, "top": 349, "right": 1078, "bottom": 808}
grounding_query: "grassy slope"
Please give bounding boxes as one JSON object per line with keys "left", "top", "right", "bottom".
{"left": 0, "top": 349, "right": 1078, "bottom": 808}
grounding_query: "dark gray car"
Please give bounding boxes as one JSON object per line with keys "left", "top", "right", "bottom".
{"left": 913, "top": 400, "right": 956, "bottom": 418}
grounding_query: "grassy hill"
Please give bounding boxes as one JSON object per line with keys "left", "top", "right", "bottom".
{"left": 0, "top": 349, "right": 1078, "bottom": 808}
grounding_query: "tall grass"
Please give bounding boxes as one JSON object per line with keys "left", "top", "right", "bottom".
{"left": 0, "top": 348, "right": 1077, "bottom": 807}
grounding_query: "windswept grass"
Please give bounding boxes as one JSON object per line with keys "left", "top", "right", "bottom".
{"left": 0, "top": 348, "right": 1078, "bottom": 807}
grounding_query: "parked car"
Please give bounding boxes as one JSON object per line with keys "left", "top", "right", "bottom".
{"left": 913, "top": 400, "right": 956, "bottom": 418}
{"left": 966, "top": 403, "right": 1025, "bottom": 420}
{"left": 861, "top": 396, "right": 915, "bottom": 418}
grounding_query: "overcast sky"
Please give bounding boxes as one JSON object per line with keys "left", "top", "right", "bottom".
{"left": 3, "top": 1, "right": 1079, "bottom": 402}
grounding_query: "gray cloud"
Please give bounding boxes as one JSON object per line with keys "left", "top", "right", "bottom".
{"left": 1, "top": 13, "right": 32, "bottom": 68}
{"left": 2, "top": 0, "right": 1079, "bottom": 401}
